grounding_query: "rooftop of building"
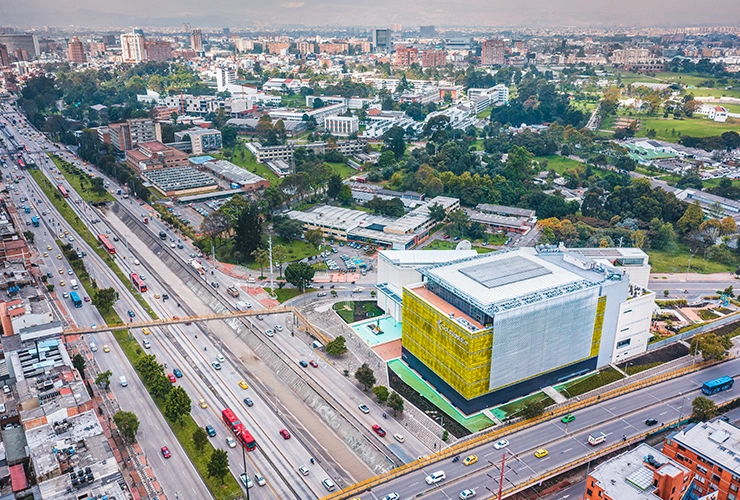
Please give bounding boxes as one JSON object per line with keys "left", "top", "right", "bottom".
{"left": 420, "top": 247, "right": 603, "bottom": 312}
{"left": 379, "top": 249, "right": 477, "bottom": 268}
{"left": 475, "top": 203, "right": 535, "bottom": 218}
{"left": 201, "top": 159, "right": 267, "bottom": 186}
{"left": 142, "top": 166, "right": 218, "bottom": 192}
{"left": 670, "top": 420, "right": 740, "bottom": 476}
{"left": 137, "top": 141, "right": 170, "bottom": 153}
{"left": 589, "top": 443, "right": 689, "bottom": 499}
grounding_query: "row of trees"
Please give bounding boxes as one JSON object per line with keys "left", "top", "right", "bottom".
{"left": 355, "top": 364, "right": 405, "bottom": 416}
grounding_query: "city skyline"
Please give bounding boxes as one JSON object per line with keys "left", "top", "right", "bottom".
{"left": 2, "top": 0, "right": 740, "bottom": 29}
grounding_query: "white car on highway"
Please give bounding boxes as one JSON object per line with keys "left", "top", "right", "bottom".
{"left": 226, "top": 437, "right": 236, "bottom": 448}
{"left": 493, "top": 439, "right": 509, "bottom": 450}
{"left": 460, "top": 490, "right": 477, "bottom": 499}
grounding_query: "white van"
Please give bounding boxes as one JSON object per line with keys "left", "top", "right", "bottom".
{"left": 119, "top": 376, "right": 128, "bottom": 387}
{"left": 247, "top": 278, "right": 256, "bottom": 284}
{"left": 321, "top": 478, "right": 336, "bottom": 491}
{"left": 425, "top": 471, "right": 446, "bottom": 485}
{"left": 70, "top": 279, "right": 78, "bottom": 290}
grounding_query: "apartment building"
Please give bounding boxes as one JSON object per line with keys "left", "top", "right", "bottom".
{"left": 125, "top": 141, "right": 189, "bottom": 173}
{"left": 421, "top": 49, "right": 447, "bottom": 67}
{"left": 585, "top": 443, "right": 693, "bottom": 500}
{"left": 394, "top": 46, "right": 419, "bottom": 67}
{"left": 662, "top": 420, "right": 740, "bottom": 500}
{"left": 174, "top": 128, "right": 222, "bottom": 155}
{"left": 324, "top": 116, "right": 359, "bottom": 136}
{"left": 120, "top": 32, "right": 145, "bottom": 63}
{"left": 481, "top": 39, "right": 505, "bottom": 66}
{"left": 144, "top": 40, "right": 172, "bottom": 62}
{"left": 66, "top": 37, "right": 85, "bottom": 64}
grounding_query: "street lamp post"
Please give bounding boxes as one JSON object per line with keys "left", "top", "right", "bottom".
{"left": 236, "top": 429, "right": 250, "bottom": 499}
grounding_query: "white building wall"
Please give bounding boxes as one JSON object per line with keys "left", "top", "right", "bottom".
{"left": 611, "top": 291, "right": 656, "bottom": 363}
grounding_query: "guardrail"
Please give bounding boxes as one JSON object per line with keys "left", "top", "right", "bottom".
{"left": 320, "top": 358, "right": 723, "bottom": 500}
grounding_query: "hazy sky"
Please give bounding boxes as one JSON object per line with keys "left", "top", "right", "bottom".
{"left": 2, "top": 0, "right": 740, "bottom": 29}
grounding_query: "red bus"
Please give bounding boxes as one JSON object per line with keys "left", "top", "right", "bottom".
{"left": 131, "top": 273, "right": 147, "bottom": 293}
{"left": 98, "top": 234, "right": 116, "bottom": 255}
{"left": 57, "top": 185, "right": 69, "bottom": 198}
{"left": 222, "top": 409, "right": 257, "bottom": 451}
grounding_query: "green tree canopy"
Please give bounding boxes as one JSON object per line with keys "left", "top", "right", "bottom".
{"left": 207, "top": 449, "right": 230, "bottom": 484}
{"left": 164, "top": 386, "right": 192, "bottom": 425}
{"left": 692, "top": 396, "right": 718, "bottom": 422}
{"left": 284, "top": 262, "right": 315, "bottom": 291}
{"left": 113, "top": 411, "right": 140, "bottom": 443}
{"left": 355, "top": 363, "right": 376, "bottom": 391}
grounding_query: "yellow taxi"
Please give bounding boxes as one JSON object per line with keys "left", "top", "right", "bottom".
{"left": 57, "top": 254, "right": 62, "bottom": 260}
{"left": 239, "top": 380, "right": 249, "bottom": 390}
{"left": 58, "top": 268, "right": 64, "bottom": 274}
{"left": 103, "top": 345, "right": 111, "bottom": 353}
{"left": 462, "top": 454, "right": 478, "bottom": 466}
{"left": 198, "top": 399, "right": 208, "bottom": 409}
{"left": 534, "top": 448, "right": 549, "bottom": 459}
{"left": 47, "top": 245, "right": 52, "bottom": 251}
{"left": 43, "top": 252, "right": 48, "bottom": 257}
{"left": 142, "top": 327, "right": 151, "bottom": 335}
{"left": 154, "top": 293, "right": 161, "bottom": 299}
{"left": 63, "top": 230, "right": 69, "bottom": 235}
{"left": 59, "top": 280, "right": 66, "bottom": 286}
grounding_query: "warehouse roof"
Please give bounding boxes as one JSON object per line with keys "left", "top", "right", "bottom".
{"left": 142, "top": 166, "right": 218, "bottom": 193}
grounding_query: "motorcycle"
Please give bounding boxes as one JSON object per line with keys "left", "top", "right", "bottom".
{"left": 452, "top": 456, "right": 460, "bottom": 463}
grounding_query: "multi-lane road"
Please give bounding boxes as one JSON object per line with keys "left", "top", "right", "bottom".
{"left": 363, "top": 359, "right": 740, "bottom": 500}
{"left": 0, "top": 102, "right": 436, "bottom": 499}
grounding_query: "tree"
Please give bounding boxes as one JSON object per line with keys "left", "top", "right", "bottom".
{"left": 72, "top": 353, "right": 86, "bottom": 379}
{"left": 692, "top": 396, "right": 718, "bottom": 422}
{"left": 382, "top": 126, "right": 406, "bottom": 159}
{"left": 305, "top": 229, "right": 323, "bottom": 248}
{"left": 631, "top": 229, "right": 647, "bottom": 249}
{"left": 387, "top": 391, "right": 404, "bottom": 416}
{"left": 272, "top": 245, "right": 289, "bottom": 278}
{"left": 284, "top": 262, "right": 315, "bottom": 291}
{"left": 200, "top": 211, "right": 231, "bottom": 241}
{"left": 95, "top": 370, "right": 112, "bottom": 390}
{"left": 234, "top": 203, "right": 263, "bottom": 258}
{"left": 372, "top": 385, "right": 389, "bottom": 404}
{"left": 149, "top": 372, "right": 173, "bottom": 399}
{"left": 355, "top": 363, "right": 376, "bottom": 391}
{"left": 677, "top": 202, "right": 704, "bottom": 235}
{"left": 721, "top": 216, "right": 737, "bottom": 236}
{"left": 207, "top": 449, "right": 230, "bottom": 484}
{"left": 326, "top": 335, "right": 348, "bottom": 356}
{"left": 193, "top": 427, "right": 209, "bottom": 452}
{"left": 252, "top": 248, "right": 269, "bottom": 278}
{"left": 428, "top": 203, "right": 446, "bottom": 223}
{"left": 272, "top": 216, "right": 304, "bottom": 242}
{"left": 113, "top": 411, "right": 140, "bottom": 443}
{"left": 377, "top": 150, "right": 396, "bottom": 169}
{"left": 94, "top": 287, "right": 118, "bottom": 311}
{"left": 521, "top": 399, "right": 546, "bottom": 419}
{"left": 23, "top": 230, "right": 34, "bottom": 243}
{"left": 165, "top": 386, "right": 192, "bottom": 425}
{"left": 327, "top": 174, "right": 343, "bottom": 200}
{"left": 337, "top": 184, "right": 353, "bottom": 204}
{"left": 690, "top": 333, "right": 732, "bottom": 361}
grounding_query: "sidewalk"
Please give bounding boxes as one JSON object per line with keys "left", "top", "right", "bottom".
{"left": 297, "top": 299, "right": 452, "bottom": 450}
{"left": 650, "top": 272, "right": 738, "bottom": 282}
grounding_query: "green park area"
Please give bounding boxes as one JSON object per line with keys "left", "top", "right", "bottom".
{"left": 213, "top": 145, "right": 280, "bottom": 185}
{"left": 48, "top": 154, "right": 115, "bottom": 204}
{"left": 388, "top": 360, "right": 494, "bottom": 432}
{"left": 634, "top": 116, "right": 740, "bottom": 142}
{"left": 491, "top": 392, "right": 554, "bottom": 421}
{"left": 647, "top": 243, "right": 736, "bottom": 274}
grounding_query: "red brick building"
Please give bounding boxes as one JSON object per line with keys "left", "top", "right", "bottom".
{"left": 421, "top": 49, "right": 446, "bottom": 67}
{"left": 394, "top": 46, "right": 418, "bottom": 67}
{"left": 585, "top": 443, "right": 693, "bottom": 500}
{"left": 481, "top": 39, "right": 505, "bottom": 66}
{"left": 662, "top": 420, "right": 740, "bottom": 500}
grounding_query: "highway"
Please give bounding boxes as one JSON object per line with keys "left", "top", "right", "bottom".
{"left": 1, "top": 104, "right": 370, "bottom": 498}
{"left": 0, "top": 108, "right": 213, "bottom": 499}
{"left": 363, "top": 358, "right": 740, "bottom": 500}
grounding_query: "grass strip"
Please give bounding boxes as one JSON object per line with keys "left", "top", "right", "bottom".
{"left": 30, "top": 166, "right": 158, "bottom": 319}
{"left": 112, "top": 330, "right": 243, "bottom": 499}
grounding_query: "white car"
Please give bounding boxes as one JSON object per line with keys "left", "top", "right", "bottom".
{"left": 358, "top": 404, "right": 370, "bottom": 414}
{"left": 239, "top": 473, "right": 253, "bottom": 489}
{"left": 382, "top": 494, "right": 400, "bottom": 500}
{"left": 460, "top": 490, "right": 477, "bottom": 499}
{"left": 493, "top": 439, "right": 510, "bottom": 450}
{"left": 212, "top": 362, "right": 222, "bottom": 370}
{"left": 265, "top": 329, "right": 274, "bottom": 337}
{"left": 216, "top": 354, "right": 225, "bottom": 363}
{"left": 394, "top": 433, "right": 405, "bottom": 443}
{"left": 143, "top": 340, "right": 151, "bottom": 349}
{"left": 226, "top": 437, "right": 236, "bottom": 448}
{"left": 298, "top": 465, "right": 309, "bottom": 476}
{"left": 254, "top": 473, "right": 266, "bottom": 486}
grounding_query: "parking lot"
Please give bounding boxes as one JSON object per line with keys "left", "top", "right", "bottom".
{"left": 319, "top": 241, "right": 375, "bottom": 276}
